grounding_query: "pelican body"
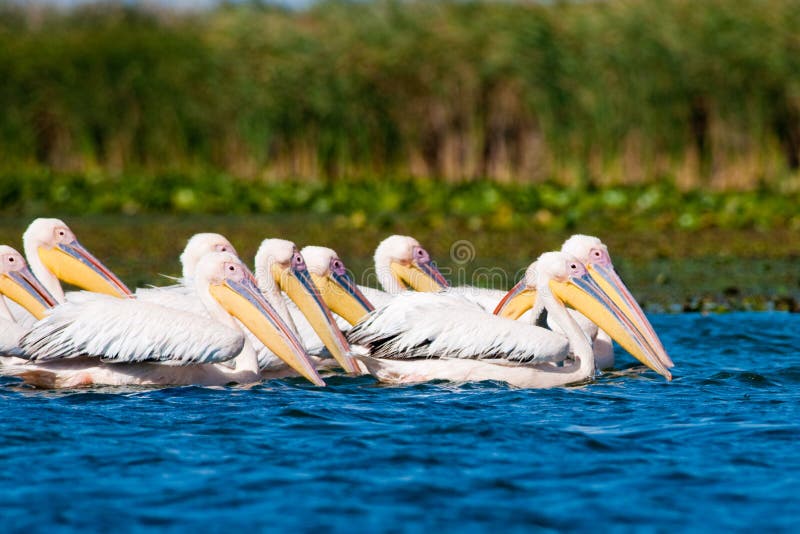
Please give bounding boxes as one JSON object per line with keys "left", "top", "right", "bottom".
{"left": 494, "top": 235, "right": 673, "bottom": 372}
{"left": 10, "top": 253, "right": 325, "bottom": 388}
{"left": 350, "top": 252, "right": 671, "bottom": 388}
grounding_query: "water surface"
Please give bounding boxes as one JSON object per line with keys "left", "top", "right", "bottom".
{"left": 2, "top": 312, "right": 798, "bottom": 531}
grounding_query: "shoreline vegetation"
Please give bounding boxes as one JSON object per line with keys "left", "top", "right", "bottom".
{"left": 1, "top": 214, "right": 798, "bottom": 313}
{"left": 1, "top": 1, "right": 799, "bottom": 311}
{"left": 1, "top": 0, "right": 799, "bottom": 189}
{"left": 2, "top": 172, "right": 800, "bottom": 233}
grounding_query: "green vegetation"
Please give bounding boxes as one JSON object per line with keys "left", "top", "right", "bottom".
{"left": 1, "top": 213, "right": 797, "bottom": 312}
{"left": 1, "top": 0, "right": 799, "bottom": 309}
{"left": 1, "top": 0, "right": 799, "bottom": 188}
{"left": 2, "top": 171, "right": 800, "bottom": 232}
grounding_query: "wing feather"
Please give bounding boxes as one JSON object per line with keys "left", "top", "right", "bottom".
{"left": 348, "top": 293, "right": 568, "bottom": 363}
{"left": 135, "top": 285, "right": 209, "bottom": 317}
{"left": 19, "top": 295, "right": 244, "bottom": 365}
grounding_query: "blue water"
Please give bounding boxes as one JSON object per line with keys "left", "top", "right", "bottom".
{"left": 2, "top": 312, "right": 799, "bottom": 532}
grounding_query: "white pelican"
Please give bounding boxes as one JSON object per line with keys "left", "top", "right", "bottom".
{"left": 0, "top": 246, "right": 58, "bottom": 355}
{"left": 254, "top": 239, "right": 360, "bottom": 374}
{"left": 349, "top": 251, "right": 671, "bottom": 388}
{"left": 360, "top": 235, "right": 450, "bottom": 307}
{"left": 9, "top": 252, "right": 324, "bottom": 388}
{"left": 22, "top": 218, "right": 133, "bottom": 304}
{"left": 136, "top": 234, "right": 359, "bottom": 375}
{"left": 493, "top": 235, "right": 673, "bottom": 371}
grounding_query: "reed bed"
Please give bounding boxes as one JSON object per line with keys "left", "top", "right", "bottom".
{"left": 1, "top": 0, "right": 798, "bottom": 189}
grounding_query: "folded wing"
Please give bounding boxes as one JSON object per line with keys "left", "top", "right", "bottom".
{"left": 19, "top": 295, "right": 244, "bottom": 365}
{"left": 348, "top": 292, "right": 569, "bottom": 363}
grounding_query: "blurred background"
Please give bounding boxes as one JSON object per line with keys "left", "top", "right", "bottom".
{"left": 1, "top": 0, "right": 799, "bottom": 309}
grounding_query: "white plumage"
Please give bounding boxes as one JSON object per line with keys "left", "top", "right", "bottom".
{"left": 348, "top": 251, "right": 666, "bottom": 388}
{"left": 350, "top": 292, "right": 568, "bottom": 363}
{"left": 138, "top": 234, "right": 356, "bottom": 373}
{"left": 0, "top": 319, "right": 27, "bottom": 357}
{"left": 4, "top": 252, "right": 326, "bottom": 388}
{"left": 20, "top": 294, "right": 244, "bottom": 365}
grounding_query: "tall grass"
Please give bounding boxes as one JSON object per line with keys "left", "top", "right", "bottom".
{"left": 1, "top": 0, "right": 799, "bottom": 188}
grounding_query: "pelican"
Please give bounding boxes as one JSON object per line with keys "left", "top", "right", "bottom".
{"left": 22, "top": 218, "right": 133, "bottom": 304}
{"left": 253, "top": 239, "right": 360, "bottom": 374}
{"left": 494, "top": 235, "right": 673, "bottom": 370}
{"left": 349, "top": 251, "right": 671, "bottom": 388}
{"left": 0, "top": 246, "right": 58, "bottom": 356}
{"left": 136, "top": 234, "right": 359, "bottom": 375}
{"left": 360, "top": 235, "right": 450, "bottom": 307}
{"left": 8, "top": 252, "right": 324, "bottom": 388}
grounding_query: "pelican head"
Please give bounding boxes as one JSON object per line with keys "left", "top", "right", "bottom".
{"left": 374, "top": 235, "right": 449, "bottom": 294}
{"left": 535, "top": 251, "right": 671, "bottom": 380}
{"left": 196, "top": 252, "right": 324, "bottom": 386}
{"left": 300, "top": 246, "right": 374, "bottom": 325}
{"left": 255, "top": 239, "right": 359, "bottom": 374}
{"left": 561, "top": 234, "right": 673, "bottom": 369}
{"left": 22, "top": 218, "right": 133, "bottom": 303}
{"left": 180, "top": 233, "right": 238, "bottom": 281}
{"left": 0, "top": 245, "right": 58, "bottom": 320}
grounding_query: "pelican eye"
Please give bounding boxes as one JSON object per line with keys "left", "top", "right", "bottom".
{"left": 8, "top": 256, "right": 14, "bottom": 263}
{"left": 412, "top": 246, "right": 431, "bottom": 263}
{"left": 330, "top": 258, "right": 348, "bottom": 276}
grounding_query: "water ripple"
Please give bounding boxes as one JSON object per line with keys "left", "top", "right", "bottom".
{"left": 2, "top": 312, "right": 800, "bottom": 531}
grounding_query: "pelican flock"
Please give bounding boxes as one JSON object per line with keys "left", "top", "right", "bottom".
{"left": 0, "top": 217, "right": 674, "bottom": 389}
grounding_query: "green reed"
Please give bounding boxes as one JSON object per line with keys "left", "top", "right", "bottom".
{"left": 1, "top": 0, "right": 799, "bottom": 188}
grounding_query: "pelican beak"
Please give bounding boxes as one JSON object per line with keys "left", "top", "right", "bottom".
{"left": 390, "top": 259, "right": 449, "bottom": 292}
{"left": 549, "top": 273, "right": 672, "bottom": 380}
{"left": 37, "top": 240, "right": 133, "bottom": 298}
{"left": 311, "top": 269, "right": 375, "bottom": 326}
{"left": 587, "top": 263, "right": 674, "bottom": 369}
{"left": 272, "top": 261, "right": 360, "bottom": 374}
{"left": 209, "top": 275, "right": 325, "bottom": 386}
{"left": 493, "top": 279, "right": 538, "bottom": 319}
{"left": 0, "top": 265, "right": 58, "bottom": 320}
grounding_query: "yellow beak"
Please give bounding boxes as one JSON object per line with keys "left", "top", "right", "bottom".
{"left": 310, "top": 271, "right": 374, "bottom": 326}
{"left": 273, "top": 263, "right": 360, "bottom": 374}
{"left": 38, "top": 240, "right": 132, "bottom": 298}
{"left": 587, "top": 263, "right": 674, "bottom": 369}
{"left": 0, "top": 265, "right": 57, "bottom": 320}
{"left": 390, "top": 260, "right": 449, "bottom": 293}
{"left": 209, "top": 278, "right": 325, "bottom": 386}
{"left": 493, "top": 279, "right": 538, "bottom": 320}
{"left": 549, "top": 273, "right": 672, "bottom": 380}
